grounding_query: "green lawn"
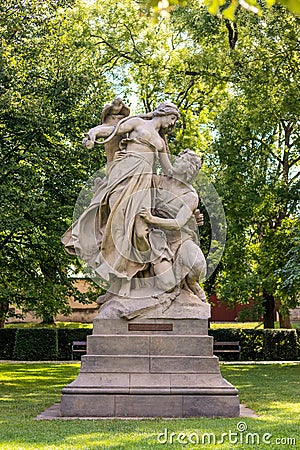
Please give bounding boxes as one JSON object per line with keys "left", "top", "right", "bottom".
{"left": 5, "top": 322, "right": 93, "bottom": 329}
{"left": 0, "top": 363, "right": 299, "bottom": 449}
{"left": 210, "top": 321, "right": 300, "bottom": 329}
{"left": 6, "top": 321, "right": 300, "bottom": 330}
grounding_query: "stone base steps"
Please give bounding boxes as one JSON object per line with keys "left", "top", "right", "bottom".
{"left": 60, "top": 317, "right": 240, "bottom": 418}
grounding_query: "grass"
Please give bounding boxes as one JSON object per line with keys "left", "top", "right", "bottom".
{"left": 5, "top": 322, "right": 93, "bottom": 329}
{"left": 210, "top": 321, "right": 300, "bottom": 329}
{"left": 0, "top": 363, "right": 299, "bottom": 449}
{"left": 210, "top": 322, "right": 264, "bottom": 329}
{"left": 6, "top": 321, "right": 300, "bottom": 330}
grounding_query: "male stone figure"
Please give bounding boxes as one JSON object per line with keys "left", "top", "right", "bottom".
{"left": 140, "top": 149, "right": 206, "bottom": 300}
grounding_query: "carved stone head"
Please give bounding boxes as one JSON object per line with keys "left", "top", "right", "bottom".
{"left": 154, "top": 101, "right": 180, "bottom": 120}
{"left": 173, "top": 149, "right": 202, "bottom": 181}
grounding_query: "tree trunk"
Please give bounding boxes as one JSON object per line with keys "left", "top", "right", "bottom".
{"left": 41, "top": 316, "right": 55, "bottom": 325}
{"left": 275, "top": 299, "right": 292, "bottom": 329}
{"left": 0, "top": 317, "right": 5, "bottom": 329}
{"left": 279, "top": 311, "right": 292, "bottom": 329}
{"left": 0, "top": 300, "right": 9, "bottom": 329}
{"left": 263, "top": 292, "right": 275, "bottom": 328}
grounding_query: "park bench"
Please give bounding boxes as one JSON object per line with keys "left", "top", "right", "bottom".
{"left": 71, "top": 340, "right": 241, "bottom": 360}
{"left": 213, "top": 341, "right": 241, "bottom": 360}
{"left": 71, "top": 341, "right": 87, "bottom": 360}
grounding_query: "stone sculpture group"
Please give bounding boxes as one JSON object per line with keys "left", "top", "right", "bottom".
{"left": 62, "top": 98, "right": 207, "bottom": 317}
{"left": 60, "top": 98, "right": 240, "bottom": 418}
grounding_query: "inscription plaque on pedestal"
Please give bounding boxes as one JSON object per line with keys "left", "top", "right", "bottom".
{"left": 128, "top": 323, "right": 173, "bottom": 332}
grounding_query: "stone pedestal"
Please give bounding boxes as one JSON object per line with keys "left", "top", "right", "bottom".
{"left": 60, "top": 293, "right": 239, "bottom": 417}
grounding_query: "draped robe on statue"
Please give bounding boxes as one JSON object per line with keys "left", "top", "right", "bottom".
{"left": 62, "top": 139, "right": 157, "bottom": 285}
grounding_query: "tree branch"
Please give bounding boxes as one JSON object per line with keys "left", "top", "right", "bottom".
{"left": 92, "top": 35, "right": 145, "bottom": 65}
{"left": 290, "top": 155, "right": 300, "bottom": 167}
{"left": 0, "top": 229, "right": 16, "bottom": 251}
{"left": 225, "top": 20, "right": 238, "bottom": 50}
{"left": 122, "top": 23, "right": 144, "bottom": 58}
{"left": 289, "top": 171, "right": 300, "bottom": 183}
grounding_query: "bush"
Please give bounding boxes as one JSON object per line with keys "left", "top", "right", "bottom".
{"left": 263, "top": 329, "right": 299, "bottom": 361}
{"left": 13, "top": 329, "right": 58, "bottom": 361}
{"left": 0, "top": 329, "right": 17, "bottom": 359}
{"left": 57, "top": 328, "right": 92, "bottom": 360}
{"left": 209, "top": 328, "right": 299, "bottom": 361}
{"left": 1, "top": 326, "right": 299, "bottom": 361}
{"left": 239, "top": 329, "right": 265, "bottom": 361}
{"left": 208, "top": 328, "right": 241, "bottom": 342}
{"left": 296, "top": 329, "right": 300, "bottom": 356}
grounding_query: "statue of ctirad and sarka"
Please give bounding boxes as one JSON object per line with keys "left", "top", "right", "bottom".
{"left": 62, "top": 98, "right": 207, "bottom": 317}
{"left": 59, "top": 98, "right": 240, "bottom": 419}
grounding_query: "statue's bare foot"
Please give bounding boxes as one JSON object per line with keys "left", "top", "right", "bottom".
{"left": 118, "top": 279, "right": 131, "bottom": 298}
{"left": 187, "top": 279, "right": 206, "bottom": 302}
{"left": 96, "top": 292, "right": 113, "bottom": 305}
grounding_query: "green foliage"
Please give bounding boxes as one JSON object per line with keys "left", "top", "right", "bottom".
{"left": 237, "top": 300, "right": 265, "bottom": 322}
{"left": 263, "top": 329, "right": 299, "bottom": 360}
{"left": 13, "top": 328, "right": 58, "bottom": 360}
{"left": 2, "top": 327, "right": 299, "bottom": 361}
{"left": 1, "top": 327, "right": 92, "bottom": 360}
{"left": 297, "top": 329, "right": 300, "bottom": 355}
{"left": 209, "top": 328, "right": 299, "bottom": 360}
{"left": 238, "top": 329, "right": 266, "bottom": 360}
{"left": 208, "top": 327, "right": 241, "bottom": 360}
{"left": 0, "top": 329, "right": 17, "bottom": 359}
{"left": 206, "top": 6, "right": 300, "bottom": 323}
{"left": 142, "top": 0, "right": 300, "bottom": 20}
{"left": 1, "top": 0, "right": 299, "bottom": 328}
{"left": 57, "top": 328, "right": 92, "bottom": 360}
{"left": 278, "top": 225, "right": 300, "bottom": 300}
{"left": 0, "top": 0, "right": 112, "bottom": 324}
{"left": 1, "top": 0, "right": 225, "bottom": 325}
{"left": 205, "top": 0, "right": 300, "bottom": 18}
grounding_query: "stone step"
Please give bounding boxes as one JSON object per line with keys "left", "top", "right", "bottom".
{"left": 87, "top": 334, "right": 213, "bottom": 357}
{"left": 63, "top": 372, "right": 235, "bottom": 392}
{"left": 60, "top": 392, "right": 240, "bottom": 418}
{"left": 93, "top": 318, "right": 208, "bottom": 335}
{"left": 81, "top": 355, "right": 220, "bottom": 374}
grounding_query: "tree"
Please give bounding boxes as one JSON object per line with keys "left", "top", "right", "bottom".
{"left": 206, "top": 6, "right": 300, "bottom": 327}
{"left": 0, "top": 0, "right": 116, "bottom": 326}
{"left": 2, "top": 0, "right": 298, "bottom": 329}
{"left": 158, "top": 2, "right": 300, "bottom": 327}
{"left": 277, "top": 224, "right": 300, "bottom": 314}
{"left": 141, "top": 0, "right": 300, "bottom": 20}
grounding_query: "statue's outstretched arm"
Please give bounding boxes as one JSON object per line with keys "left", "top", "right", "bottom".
{"left": 83, "top": 124, "right": 115, "bottom": 149}
{"left": 158, "top": 150, "right": 173, "bottom": 177}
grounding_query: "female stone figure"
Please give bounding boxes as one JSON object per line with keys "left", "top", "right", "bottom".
{"left": 62, "top": 101, "right": 180, "bottom": 297}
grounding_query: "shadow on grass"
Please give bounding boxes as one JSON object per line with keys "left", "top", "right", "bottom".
{"left": 221, "top": 364, "right": 300, "bottom": 405}
{"left": 0, "top": 363, "right": 299, "bottom": 449}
